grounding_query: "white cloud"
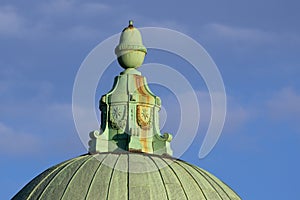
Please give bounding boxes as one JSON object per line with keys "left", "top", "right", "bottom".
{"left": 44, "top": 0, "right": 74, "bottom": 13}
{"left": 0, "top": 122, "right": 41, "bottom": 155}
{"left": 0, "top": 6, "right": 25, "bottom": 36}
{"left": 146, "top": 19, "right": 190, "bottom": 34}
{"left": 201, "top": 23, "right": 276, "bottom": 44}
{"left": 39, "top": 0, "right": 110, "bottom": 16}
{"left": 158, "top": 89, "right": 253, "bottom": 135}
{"left": 0, "top": 1, "right": 111, "bottom": 39}
{"left": 44, "top": 103, "right": 73, "bottom": 121}
{"left": 191, "top": 91, "right": 252, "bottom": 134}
{"left": 223, "top": 95, "right": 253, "bottom": 133}
{"left": 72, "top": 103, "right": 100, "bottom": 146}
{"left": 267, "top": 87, "right": 300, "bottom": 120}
{"left": 0, "top": 100, "right": 84, "bottom": 156}
{"left": 0, "top": 5, "right": 50, "bottom": 39}
{"left": 63, "top": 25, "right": 101, "bottom": 40}
{"left": 0, "top": 80, "right": 10, "bottom": 94}
{"left": 199, "top": 23, "right": 300, "bottom": 48}
{"left": 82, "top": 2, "right": 111, "bottom": 14}
{"left": 155, "top": 89, "right": 254, "bottom": 156}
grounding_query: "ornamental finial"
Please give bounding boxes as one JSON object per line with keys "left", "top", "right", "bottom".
{"left": 89, "top": 21, "right": 172, "bottom": 156}
{"left": 115, "top": 20, "right": 147, "bottom": 70}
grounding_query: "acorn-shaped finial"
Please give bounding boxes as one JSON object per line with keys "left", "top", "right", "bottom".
{"left": 115, "top": 20, "right": 147, "bottom": 70}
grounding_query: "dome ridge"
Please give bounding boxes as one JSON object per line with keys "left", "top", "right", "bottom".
{"left": 13, "top": 21, "right": 241, "bottom": 200}
{"left": 13, "top": 152, "right": 241, "bottom": 200}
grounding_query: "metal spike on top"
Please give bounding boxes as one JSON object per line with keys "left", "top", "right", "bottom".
{"left": 88, "top": 21, "right": 173, "bottom": 156}
{"left": 129, "top": 20, "right": 134, "bottom": 27}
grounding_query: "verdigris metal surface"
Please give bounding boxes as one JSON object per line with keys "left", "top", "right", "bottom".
{"left": 13, "top": 153, "right": 241, "bottom": 200}
{"left": 89, "top": 20, "right": 172, "bottom": 155}
{"left": 115, "top": 20, "right": 147, "bottom": 69}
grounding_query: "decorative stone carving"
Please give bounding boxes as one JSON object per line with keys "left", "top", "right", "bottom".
{"left": 137, "top": 105, "right": 152, "bottom": 129}
{"left": 109, "top": 105, "right": 127, "bottom": 131}
{"left": 88, "top": 21, "right": 173, "bottom": 156}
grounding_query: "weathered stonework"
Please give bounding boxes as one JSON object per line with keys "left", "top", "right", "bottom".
{"left": 89, "top": 21, "right": 172, "bottom": 155}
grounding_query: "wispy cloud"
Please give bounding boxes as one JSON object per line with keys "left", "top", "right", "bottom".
{"left": 81, "top": 2, "right": 111, "bottom": 14}
{"left": 0, "top": 99, "right": 83, "bottom": 156}
{"left": 0, "top": 75, "right": 79, "bottom": 153}
{"left": 267, "top": 87, "right": 300, "bottom": 121}
{"left": 204, "top": 23, "right": 275, "bottom": 43}
{"left": 0, "top": 6, "right": 25, "bottom": 36}
{"left": 200, "top": 23, "right": 300, "bottom": 47}
{"left": 156, "top": 89, "right": 253, "bottom": 135}
{"left": 39, "top": 0, "right": 110, "bottom": 17}
{"left": 0, "top": 1, "right": 111, "bottom": 40}
{"left": 0, "top": 122, "right": 41, "bottom": 155}
{"left": 224, "top": 95, "right": 254, "bottom": 133}
{"left": 145, "top": 19, "right": 190, "bottom": 34}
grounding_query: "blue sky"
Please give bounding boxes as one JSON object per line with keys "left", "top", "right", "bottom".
{"left": 1, "top": 0, "right": 299, "bottom": 199}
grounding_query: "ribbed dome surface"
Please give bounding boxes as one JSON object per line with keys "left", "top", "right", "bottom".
{"left": 13, "top": 153, "right": 240, "bottom": 200}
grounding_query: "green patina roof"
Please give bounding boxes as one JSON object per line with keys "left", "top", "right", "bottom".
{"left": 13, "top": 152, "right": 240, "bottom": 200}
{"left": 13, "top": 21, "right": 241, "bottom": 200}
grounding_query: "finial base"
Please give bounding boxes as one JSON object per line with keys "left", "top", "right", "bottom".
{"left": 120, "top": 68, "right": 141, "bottom": 75}
{"left": 88, "top": 71, "right": 173, "bottom": 156}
